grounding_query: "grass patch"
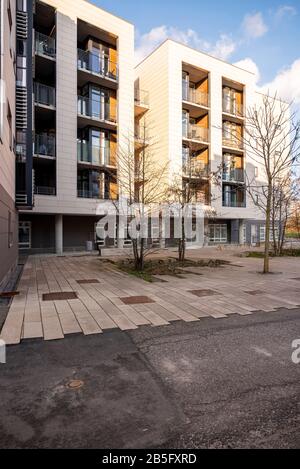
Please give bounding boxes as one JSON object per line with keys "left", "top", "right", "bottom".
{"left": 286, "top": 232, "right": 300, "bottom": 239}
{"left": 109, "top": 258, "right": 230, "bottom": 282}
{"left": 245, "top": 249, "right": 300, "bottom": 259}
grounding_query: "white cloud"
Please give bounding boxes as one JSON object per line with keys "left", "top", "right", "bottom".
{"left": 274, "top": 5, "right": 297, "bottom": 21}
{"left": 260, "top": 59, "right": 300, "bottom": 106}
{"left": 234, "top": 58, "right": 261, "bottom": 83}
{"left": 135, "top": 26, "right": 236, "bottom": 64}
{"left": 242, "top": 12, "right": 268, "bottom": 39}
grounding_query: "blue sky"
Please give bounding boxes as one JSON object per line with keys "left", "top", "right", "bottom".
{"left": 91, "top": 0, "right": 300, "bottom": 106}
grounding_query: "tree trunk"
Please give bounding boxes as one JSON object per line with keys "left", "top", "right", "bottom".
{"left": 264, "top": 184, "right": 272, "bottom": 274}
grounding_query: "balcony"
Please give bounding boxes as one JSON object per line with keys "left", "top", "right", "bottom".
{"left": 222, "top": 199, "right": 246, "bottom": 208}
{"left": 222, "top": 168, "right": 245, "bottom": 183}
{"left": 135, "top": 124, "right": 150, "bottom": 149}
{"left": 77, "top": 96, "right": 117, "bottom": 131}
{"left": 77, "top": 189, "right": 114, "bottom": 200}
{"left": 183, "top": 161, "right": 209, "bottom": 179}
{"left": 134, "top": 89, "right": 149, "bottom": 117}
{"left": 35, "top": 32, "right": 56, "bottom": 59}
{"left": 183, "top": 84, "right": 209, "bottom": 108}
{"left": 183, "top": 125, "right": 209, "bottom": 145}
{"left": 77, "top": 142, "right": 116, "bottom": 167}
{"left": 77, "top": 49, "right": 118, "bottom": 89}
{"left": 34, "top": 186, "right": 56, "bottom": 196}
{"left": 223, "top": 99, "right": 243, "bottom": 118}
{"left": 34, "top": 134, "right": 56, "bottom": 159}
{"left": 34, "top": 83, "right": 56, "bottom": 109}
{"left": 222, "top": 137, "right": 243, "bottom": 151}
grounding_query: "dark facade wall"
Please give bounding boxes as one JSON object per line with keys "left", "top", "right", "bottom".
{"left": 63, "top": 216, "right": 100, "bottom": 250}
{"left": 20, "top": 214, "right": 55, "bottom": 253}
{"left": 0, "top": 185, "right": 18, "bottom": 290}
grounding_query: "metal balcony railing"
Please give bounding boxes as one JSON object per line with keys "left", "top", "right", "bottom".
{"left": 34, "top": 186, "right": 56, "bottom": 196}
{"left": 77, "top": 96, "right": 117, "bottom": 123}
{"left": 183, "top": 125, "right": 209, "bottom": 143}
{"left": 222, "top": 99, "right": 243, "bottom": 117}
{"left": 35, "top": 32, "right": 56, "bottom": 58}
{"left": 34, "top": 134, "right": 56, "bottom": 157}
{"left": 182, "top": 83, "right": 209, "bottom": 107}
{"left": 222, "top": 168, "right": 245, "bottom": 183}
{"left": 77, "top": 142, "right": 115, "bottom": 167}
{"left": 34, "top": 82, "right": 56, "bottom": 108}
{"left": 134, "top": 89, "right": 149, "bottom": 107}
{"left": 77, "top": 49, "right": 118, "bottom": 81}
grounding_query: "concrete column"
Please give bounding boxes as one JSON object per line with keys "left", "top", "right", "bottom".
{"left": 55, "top": 215, "right": 63, "bottom": 255}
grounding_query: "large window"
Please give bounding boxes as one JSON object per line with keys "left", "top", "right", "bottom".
{"left": 209, "top": 224, "right": 228, "bottom": 243}
{"left": 19, "top": 221, "right": 31, "bottom": 249}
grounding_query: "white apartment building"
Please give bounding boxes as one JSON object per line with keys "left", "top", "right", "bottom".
{"left": 16, "top": 0, "right": 134, "bottom": 253}
{"left": 0, "top": 0, "right": 18, "bottom": 288}
{"left": 135, "top": 40, "right": 267, "bottom": 245}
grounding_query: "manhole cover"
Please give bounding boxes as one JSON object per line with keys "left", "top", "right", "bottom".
{"left": 43, "top": 292, "right": 78, "bottom": 301}
{"left": 120, "top": 296, "right": 155, "bottom": 305}
{"left": 188, "top": 289, "right": 220, "bottom": 297}
{"left": 67, "top": 380, "right": 84, "bottom": 389}
{"left": 76, "top": 279, "right": 100, "bottom": 284}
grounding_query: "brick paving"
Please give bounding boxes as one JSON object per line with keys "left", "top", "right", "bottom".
{"left": 1, "top": 249, "right": 299, "bottom": 345}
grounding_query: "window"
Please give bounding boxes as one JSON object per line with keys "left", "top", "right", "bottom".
{"left": 7, "top": 101, "right": 13, "bottom": 150}
{"left": 19, "top": 221, "right": 31, "bottom": 249}
{"left": 209, "top": 224, "right": 228, "bottom": 243}
{"left": 17, "top": 0, "right": 27, "bottom": 12}
{"left": 260, "top": 226, "right": 266, "bottom": 242}
{"left": 8, "top": 211, "right": 13, "bottom": 248}
{"left": 254, "top": 167, "right": 258, "bottom": 177}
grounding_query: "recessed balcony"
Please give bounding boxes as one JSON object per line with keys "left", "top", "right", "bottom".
{"left": 222, "top": 187, "right": 246, "bottom": 208}
{"left": 222, "top": 137, "right": 244, "bottom": 152}
{"left": 35, "top": 32, "right": 56, "bottom": 60}
{"left": 222, "top": 168, "right": 245, "bottom": 183}
{"left": 134, "top": 89, "right": 149, "bottom": 117}
{"left": 183, "top": 161, "right": 209, "bottom": 179}
{"left": 77, "top": 142, "right": 116, "bottom": 168}
{"left": 77, "top": 49, "right": 118, "bottom": 89}
{"left": 34, "top": 83, "right": 56, "bottom": 110}
{"left": 77, "top": 96, "right": 117, "bottom": 131}
{"left": 183, "top": 125, "right": 209, "bottom": 148}
{"left": 33, "top": 134, "right": 56, "bottom": 159}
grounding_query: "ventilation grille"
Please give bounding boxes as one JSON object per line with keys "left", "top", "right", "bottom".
{"left": 16, "top": 11, "right": 28, "bottom": 39}
{"left": 16, "top": 86, "right": 27, "bottom": 129}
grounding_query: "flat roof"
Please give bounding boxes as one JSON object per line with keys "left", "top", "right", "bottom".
{"left": 135, "top": 38, "right": 255, "bottom": 76}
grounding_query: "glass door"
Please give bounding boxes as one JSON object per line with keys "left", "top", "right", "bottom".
{"left": 182, "top": 110, "right": 189, "bottom": 138}
{"left": 19, "top": 221, "right": 31, "bottom": 249}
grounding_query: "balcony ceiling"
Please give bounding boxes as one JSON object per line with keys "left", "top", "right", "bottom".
{"left": 182, "top": 63, "right": 208, "bottom": 82}
{"left": 77, "top": 20, "right": 117, "bottom": 48}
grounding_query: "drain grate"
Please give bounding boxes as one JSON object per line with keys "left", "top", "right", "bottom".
{"left": 42, "top": 292, "right": 78, "bottom": 301}
{"left": 76, "top": 279, "right": 100, "bottom": 284}
{"left": 188, "top": 289, "right": 220, "bottom": 298}
{"left": 120, "top": 296, "right": 155, "bottom": 305}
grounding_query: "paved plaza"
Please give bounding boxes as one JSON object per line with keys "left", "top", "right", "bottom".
{"left": 1, "top": 248, "right": 299, "bottom": 345}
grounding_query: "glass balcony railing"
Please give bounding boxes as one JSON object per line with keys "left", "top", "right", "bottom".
{"left": 183, "top": 125, "right": 209, "bottom": 143}
{"left": 77, "top": 49, "right": 118, "bottom": 81}
{"left": 35, "top": 32, "right": 56, "bottom": 58}
{"left": 77, "top": 96, "right": 117, "bottom": 123}
{"left": 77, "top": 189, "right": 112, "bottom": 200}
{"left": 222, "top": 168, "right": 245, "bottom": 183}
{"left": 77, "top": 142, "right": 115, "bottom": 167}
{"left": 34, "top": 82, "right": 56, "bottom": 107}
{"left": 223, "top": 99, "right": 243, "bottom": 117}
{"left": 182, "top": 83, "right": 209, "bottom": 107}
{"left": 222, "top": 136, "right": 243, "bottom": 150}
{"left": 222, "top": 196, "right": 246, "bottom": 208}
{"left": 134, "top": 89, "right": 149, "bottom": 107}
{"left": 34, "top": 134, "right": 56, "bottom": 157}
{"left": 183, "top": 161, "right": 209, "bottom": 178}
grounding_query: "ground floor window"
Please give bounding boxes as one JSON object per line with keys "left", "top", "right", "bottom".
{"left": 259, "top": 225, "right": 266, "bottom": 242}
{"left": 19, "top": 221, "right": 31, "bottom": 249}
{"left": 209, "top": 224, "right": 228, "bottom": 243}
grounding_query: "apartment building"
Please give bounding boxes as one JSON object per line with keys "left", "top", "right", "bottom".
{"left": 0, "top": 0, "right": 18, "bottom": 288}
{"left": 16, "top": 0, "right": 134, "bottom": 253}
{"left": 135, "top": 40, "right": 267, "bottom": 245}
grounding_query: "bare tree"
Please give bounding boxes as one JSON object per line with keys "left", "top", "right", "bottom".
{"left": 112, "top": 121, "right": 169, "bottom": 270}
{"left": 240, "top": 94, "right": 300, "bottom": 273}
{"left": 167, "top": 141, "right": 221, "bottom": 262}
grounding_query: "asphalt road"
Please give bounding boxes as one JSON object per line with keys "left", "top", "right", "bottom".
{"left": 0, "top": 308, "right": 300, "bottom": 449}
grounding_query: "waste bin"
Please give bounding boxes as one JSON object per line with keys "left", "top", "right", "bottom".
{"left": 86, "top": 241, "right": 93, "bottom": 252}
